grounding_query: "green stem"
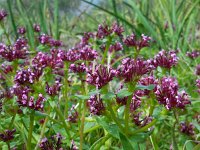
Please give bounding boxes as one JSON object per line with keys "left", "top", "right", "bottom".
{"left": 102, "top": 36, "right": 112, "bottom": 64}
{"left": 27, "top": 111, "right": 35, "bottom": 150}
{"left": 106, "top": 105, "right": 124, "bottom": 132}
{"left": 79, "top": 73, "right": 88, "bottom": 150}
{"left": 0, "top": 22, "right": 11, "bottom": 45}
{"left": 90, "top": 134, "right": 111, "bottom": 150}
{"left": 64, "top": 62, "right": 69, "bottom": 118}
{"left": 9, "top": 114, "right": 16, "bottom": 128}
{"left": 130, "top": 119, "right": 157, "bottom": 135}
{"left": 124, "top": 96, "right": 132, "bottom": 134}
{"left": 79, "top": 102, "right": 86, "bottom": 150}
{"left": 54, "top": 107, "right": 71, "bottom": 139}
{"left": 6, "top": 142, "right": 11, "bottom": 150}
{"left": 34, "top": 106, "right": 51, "bottom": 150}
{"left": 150, "top": 134, "right": 159, "bottom": 150}
{"left": 172, "top": 110, "right": 179, "bottom": 150}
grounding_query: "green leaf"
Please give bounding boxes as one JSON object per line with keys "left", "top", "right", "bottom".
{"left": 119, "top": 132, "right": 135, "bottom": 150}
{"left": 136, "top": 84, "right": 155, "bottom": 90}
{"left": 73, "top": 95, "right": 90, "bottom": 100}
{"left": 34, "top": 111, "right": 48, "bottom": 117}
{"left": 102, "top": 92, "right": 116, "bottom": 100}
{"left": 96, "top": 117, "right": 119, "bottom": 139}
{"left": 117, "top": 89, "right": 132, "bottom": 98}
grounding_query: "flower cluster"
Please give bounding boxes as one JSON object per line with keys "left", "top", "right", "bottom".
{"left": 109, "top": 42, "right": 123, "bottom": 53}
{"left": 130, "top": 90, "right": 144, "bottom": 111}
{"left": 86, "top": 65, "right": 117, "bottom": 89}
{"left": 152, "top": 50, "right": 178, "bottom": 69}
{"left": 180, "top": 122, "right": 195, "bottom": 135}
{"left": 68, "top": 105, "right": 79, "bottom": 123}
{"left": 117, "top": 58, "right": 153, "bottom": 82}
{"left": 87, "top": 95, "right": 105, "bottom": 115}
{"left": 0, "top": 129, "right": 16, "bottom": 142}
{"left": 0, "top": 38, "right": 28, "bottom": 61}
{"left": 14, "top": 67, "right": 40, "bottom": 84}
{"left": 46, "top": 79, "right": 62, "bottom": 96}
{"left": 132, "top": 113, "right": 152, "bottom": 127}
{"left": 96, "top": 22, "right": 124, "bottom": 39}
{"left": 70, "top": 63, "right": 86, "bottom": 73}
{"left": 39, "top": 133, "right": 63, "bottom": 150}
{"left": 32, "top": 49, "right": 64, "bottom": 70}
{"left": 33, "top": 24, "right": 40, "bottom": 32}
{"left": 155, "top": 77, "right": 190, "bottom": 110}
{"left": 18, "top": 26, "right": 26, "bottom": 34}
{"left": 1, "top": 64, "right": 13, "bottom": 74}
{"left": 196, "top": 79, "right": 200, "bottom": 94}
{"left": 0, "top": 9, "right": 7, "bottom": 21}
{"left": 138, "top": 76, "right": 158, "bottom": 95}
{"left": 186, "top": 50, "right": 200, "bottom": 59}
{"left": 195, "top": 64, "right": 200, "bottom": 75}
{"left": 16, "top": 93, "right": 46, "bottom": 111}
{"left": 123, "top": 34, "right": 151, "bottom": 50}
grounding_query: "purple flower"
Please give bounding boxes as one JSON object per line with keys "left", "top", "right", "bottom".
{"left": 68, "top": 105, "right": 78, "bottom": 123}
{"left": 76, "top": 32, "right": 94, "bottom": 48}
{"left": 17, "top": 26, "right": 26, "bottom": 34}
{"left": 49, "top": 39, "right": 62, "bottom": 47}
{"left": 195, "top": 64, "right": 200, "bottom": 75}
{"left": 14, "top": 67, "right": 40, "bottom": 85}
{"left": 186, "top": 50, "right": 200, "bottom": 59}
{"left": 111, "top": 22, "right": 124, "bottom": 36}
{"left": 109, "top": 42, "right": 123, "bottom": 52}
{"left": 39, "top": 133, "right": 63, "bottom": 150}
{"left": 79, "top": 46, "right": 98, "bottom": 61}
{"left": 46, "top": 80, "right": 62, "bottom": 96}
{"left": 180, "top": 122, "right": 195, "bottom": 135}
{"left": 132, "top": 113, "right": 153, "bottom": 127}
{"left": 117, "top": 58, "right": 152, "bottom": 82}
{"left": 69, "top": 63, "right": 86, "bottom": 73}
{"left": 0, "top": 129, "right": 16, "bottom": 142}
{"left": 155, "top": 77, "right": 190, "bottom": 110}
{"left": 137, "top": 34, "right": 151, "bottom": 50}
{"left": 96, "top": 23, "right": 112, "bottom": 39}
{"left": 1, "top": 64, "right": 13, "bottom": 74}
{"left": 32, "top": 49, "right": 64, "bottom": 70}
{"left": 152, "top": 50, "right": 178, "bottom": 69}
{"left": 123, "top": 34, "right": 136, "bottom": 47}
{"left": 86, "top": 65, "right": 117, "bottom": 89}
{"left": 0, "top": 9, "right": 7, "bottom": 21}
{"left": 0, "top": 39, "right": 27, "bottom": 61}
{"left": 87, "top": 95, "right": 105, "bottom": 115}
{"left": 16, "top": 92, "right": 45, "bottom": 111}
{"left": 196, "top": 79, "right": 200, "bottom": 94}
{"left": 71, "top": 140, "right": 78, "bottom": 150}
{"left": 130, "top": 90, "right": 144, "bottom": 111}
{"left": 138, "top": 76, "right": 158, "bottom": 95}
{"left": 33, "top": 24, "right": 41, "bottom": 32}
{"left": 38, "top": 34, "right": 51, "bottom": 45}
{"left": 62, "top": 49, "right": 80, "bottom": 62}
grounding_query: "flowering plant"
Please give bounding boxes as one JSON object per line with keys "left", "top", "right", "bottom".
{"left": 0, "top": 9, "right": 199, "bottom": 150}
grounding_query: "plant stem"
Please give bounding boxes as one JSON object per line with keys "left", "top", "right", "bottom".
{"left": 79, "top": 73, "right": 88, "bottom": 150}
{"left": 34, "top": 106, "right": 51, "bottom": 150}
{"left": 106, "top": 105, "right": 124, "bottom": 132}
{"left": 64, "top": 62, "right": 69, "bottom": 118}
{"left": 54, "top": 107, "right": 71, "bottom": 139}
{"left": 130, "top": 119, "right": 157, "bottom": 135}
{"left": 79, "top": 101, "right": 86, "bottom": 150}
{"left": 27, "top": 111, "right": 35, "bottom": 150}
{"left": 9, "top": 114, "right": 16, "bottom": 128}
{"left": 124, "top": 96, "right": 132, "bottom": 134}
{"left": 7, "top": 142, "right": 11, "bottom": 150}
